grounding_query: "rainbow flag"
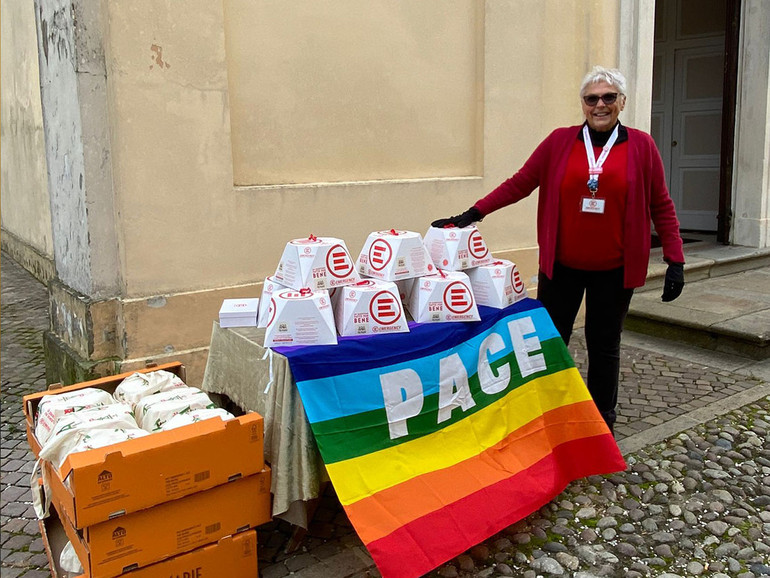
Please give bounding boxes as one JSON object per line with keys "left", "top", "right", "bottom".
{"left": 277, "top": 299, "right": 625, "bottom": 578}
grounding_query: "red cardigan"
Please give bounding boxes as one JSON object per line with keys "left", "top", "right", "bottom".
{"left": 474, "top": 125, "right": 684, "bottom": 289}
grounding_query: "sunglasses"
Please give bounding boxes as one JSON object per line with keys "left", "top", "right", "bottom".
{"left": 582, "top": 92, "right": 620, "bottom": 106}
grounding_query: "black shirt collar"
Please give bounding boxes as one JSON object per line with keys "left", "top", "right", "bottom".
{"left": 578, "top": 121, "right": 628, "bottom": 146}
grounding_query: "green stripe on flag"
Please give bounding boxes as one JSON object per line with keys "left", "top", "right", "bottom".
{"left": 311, "top": 336, "right": 575, "bottom": 464}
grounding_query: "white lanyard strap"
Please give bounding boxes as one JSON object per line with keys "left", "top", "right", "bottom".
{"left": 583, "top": 124, "right": 619, "bottom": 178}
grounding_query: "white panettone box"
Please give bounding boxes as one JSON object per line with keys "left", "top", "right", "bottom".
{"left": 395, "top": 278, "right": 415, "bottom": 304}
{"left": 257, "top": 276, "right": 288, "bottom": 328}
{"left": 334, "top": 279, "right": 409, "bottom": 336}
{"left": 218, "top": 298, "right": 259, "bottom": 328}
{"left": 407, "top": 270, "right": 480, "bottom": 323}
{"left": 356, "top": 229, "right": 437, "bottom": 281}
{"left": 264, "top": 288, "right": 338, "bottom": 347}
{"left": 466, "top": 259, "right": 528, "bottom": 308}
{"left": 423, "top": 225, "right": 494, "bottom": 271}
{"left": 274, "top": 235, "right": 360, "bottom": 291}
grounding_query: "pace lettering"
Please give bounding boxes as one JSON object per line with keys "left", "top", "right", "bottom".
{"left": 379, "top": 315, "right": 546, "bottom": 439}
{"left": 507, "top": 317, "right": 546, "bottom": 378}
{"left": 477, "top": 332, "right": 510, "bottom": 395}
{"left": 380, "top": 369, "right": 424, "bottom": 439}
{"left": 437, "top": 354, "right": 476, "bottom": 424}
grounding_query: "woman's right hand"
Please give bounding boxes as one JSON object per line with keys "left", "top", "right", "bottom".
{"left": 431, "top": 207, "right": 483, "bottom": 229}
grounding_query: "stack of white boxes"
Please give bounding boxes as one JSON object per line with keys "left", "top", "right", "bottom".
{"left": 222, "top": 226, "right": 530, "bottom": 347}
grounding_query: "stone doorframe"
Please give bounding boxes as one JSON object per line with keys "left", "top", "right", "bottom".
{"left": 618, "top": 0, "right": 769, "bottom": 249}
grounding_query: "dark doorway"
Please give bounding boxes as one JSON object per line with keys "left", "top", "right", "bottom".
{"left": 651, "top": 0, "right": 741, "bottom": 242}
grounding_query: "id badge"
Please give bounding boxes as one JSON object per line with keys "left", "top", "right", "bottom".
{"left": 581, "top": 197, "right": 605, "bottom": 214}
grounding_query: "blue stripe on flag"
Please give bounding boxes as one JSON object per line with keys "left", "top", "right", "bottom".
{"left": 276, "top": 299, "right": 543, "bottom": 381}
{"left": 282, "top": 301, "right": 561, "bottom": 424}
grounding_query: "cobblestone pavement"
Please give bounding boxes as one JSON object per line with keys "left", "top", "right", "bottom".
{"left": 2, "top": 252, "right": 768, "bottom": 577}
{"left": 1, "top": 253, "right": 51, "bottom": 577}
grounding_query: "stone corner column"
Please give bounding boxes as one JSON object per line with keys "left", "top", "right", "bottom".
{"left": 34, "top": 0, "right": 122, "bottom": 384}
{"left": 618, "top": 0, "right": 656, "bottom": 133}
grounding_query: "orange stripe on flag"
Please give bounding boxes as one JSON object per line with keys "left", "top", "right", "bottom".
{"left": 344, "top": 400, "right": 608, "bottom": 545}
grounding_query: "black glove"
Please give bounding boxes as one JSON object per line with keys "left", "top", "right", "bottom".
{"left": 661, "top": 262, "right": 684, "bottom": 302}
{"left": 431, "top": 206, "right": 483, "bottom": 229}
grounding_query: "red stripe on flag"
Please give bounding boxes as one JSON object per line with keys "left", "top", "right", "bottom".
{"left": 343, "top": 401, "right": 609, "bottom": 544}
{"left": 364, "top": 435, "right": 624, "bottom": 578}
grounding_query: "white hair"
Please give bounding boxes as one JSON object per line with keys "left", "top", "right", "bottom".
{"left": 580, "top": 66, "right": 627, "bottom": 96}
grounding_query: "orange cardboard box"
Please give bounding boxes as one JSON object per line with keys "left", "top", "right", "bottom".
{"left": 24, "top": 362, "right": 265, "bottom": 529}
{"left": 52, "top": 468, "right": 270, "bottom": 578}
{"left": 40, "top": 507, "right": 259, "bottom": 578}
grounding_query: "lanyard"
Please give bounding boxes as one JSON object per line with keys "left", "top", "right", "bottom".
{"left": 583, "top": 124, "right": 619, "bottom": 195}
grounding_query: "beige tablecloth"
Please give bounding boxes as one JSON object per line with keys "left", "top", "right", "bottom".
{"left": 201, "top": 322, "right": 327, "bottom": 528}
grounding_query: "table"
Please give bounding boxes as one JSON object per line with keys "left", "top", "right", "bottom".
{"left": 203, "top": 300, "right": 625, "bottom": 577}
{"left": 201, "top": 323, "right": 326, "bottom": 528}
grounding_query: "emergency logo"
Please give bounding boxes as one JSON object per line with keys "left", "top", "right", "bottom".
{"left": 266, "top": 297, "right": 277, "bottom": 327}
{"left": 326, "top": 245, "right": 354, "bottom": 278}
{"left": 443, "top": 281, "right": 474, "bottom": 314}
{"left": 468, "top": 229, "right": 489, "bottom": 259}
{"left": 369, "top": 291, "right": 402, "bottom": 325}
{"left": 368, "top": 239, "right": 393, "bottom": 271}
{"left": 512, "top": 267, "right": 525, "bottom": 295}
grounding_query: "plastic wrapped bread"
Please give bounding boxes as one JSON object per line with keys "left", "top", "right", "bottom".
{"left": 60, "top": 541, "right": 84, "bottom": 576}
{"left": 38, "top": 403, "right": 139, "bottom": 468}
{"left": 32, "top": 405, "right": 145, "bottom": 520}
{"left": 159, "top": 408, "right": 235, "bottom": 431}
{"left": 113, "top": 370, "right": 188, "bottom": 406}
{"left": 68, "top": 427, "right": 150, "bottom": 455}
{"left": 134, "top": 387, "right": 217, "bottom": 432}
{"left": 35, "top": 388, "right": 115, "bottom": 446}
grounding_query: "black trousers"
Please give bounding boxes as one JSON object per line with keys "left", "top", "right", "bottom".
{"left": 537, "top": 263, "right": 634, "bottom": 429}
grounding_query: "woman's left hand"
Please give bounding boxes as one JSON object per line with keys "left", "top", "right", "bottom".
{"left": 661, "top": 263, "right": 685, "bottom": 302}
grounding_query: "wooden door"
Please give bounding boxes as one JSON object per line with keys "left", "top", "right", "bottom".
{"left": 652, "top": 0, "right": 727, "bottom": 232}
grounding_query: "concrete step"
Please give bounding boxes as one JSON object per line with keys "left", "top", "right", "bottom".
{"left": 626, "top": 252, "right": 770, "bottom": 359}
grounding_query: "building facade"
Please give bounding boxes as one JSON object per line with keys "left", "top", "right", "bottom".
{"left": 2, "top": 0, "right": 768, "bottom": 385}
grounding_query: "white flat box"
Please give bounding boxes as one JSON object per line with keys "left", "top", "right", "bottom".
{"left": 466, "top": 259, "right": 528, "bottom": 308}
{"left": 334, "top": 280, "right": 409, "bottom": 336}
{"left": 423, "top": 225, "right": 494, "bottom": 271}
{"left": 264, "top": 288, "right": 338, "bottom": 347}
{"left": 356, "top": 229, "right": 437, "bottom": 281}
{"left": 407, "top": 270, "right": 480, "bottom": 323}
{"left": 218, "top": 298, "right": 259, "bottom": 328}
{"left": 258, "top": 276, "right": 288, "bottom": 328}
{"left": 274, "top": 235, "right": 360, "bottom": 291}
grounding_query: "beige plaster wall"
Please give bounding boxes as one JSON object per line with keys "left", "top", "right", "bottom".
{"left": 1, "top": 0, "right": 54, "bottom": 262}
{"left": 96, "top": 0, "right": 622, "bottom": 381}
{"left": 104, "top": 0, "right": 621, "bottom": 299}
{"left": 225, "top": 0, "right": 483, "bottom": 186}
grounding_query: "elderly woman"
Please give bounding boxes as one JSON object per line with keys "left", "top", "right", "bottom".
{"left": 432, "top": 66, "right": 685, "bottom": 434}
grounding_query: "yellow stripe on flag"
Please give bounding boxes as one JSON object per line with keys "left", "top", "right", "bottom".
{"left": 327, "top": 367, "right": 592, "bottom": 505}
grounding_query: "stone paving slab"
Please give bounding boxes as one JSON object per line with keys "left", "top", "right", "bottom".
{"left": 2, "top": 251, "right": 768, "bottom": 578}
{"left": 627, "top": 267, "right": 770, "bottom": 359}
